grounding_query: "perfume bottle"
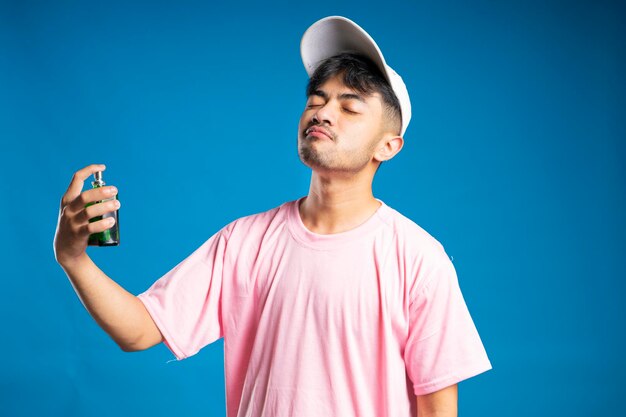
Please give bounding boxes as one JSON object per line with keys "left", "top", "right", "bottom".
{"left": 86, "top": 171, "right": 120, "bottom": 246}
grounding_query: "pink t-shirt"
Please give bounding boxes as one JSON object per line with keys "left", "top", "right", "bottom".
{"left": 137, "top": 198, "right": 492, "bottom": 417}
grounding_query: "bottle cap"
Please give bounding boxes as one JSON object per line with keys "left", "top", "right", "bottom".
{"left": 92, "top": 171, "right": 106, "bottom": 187}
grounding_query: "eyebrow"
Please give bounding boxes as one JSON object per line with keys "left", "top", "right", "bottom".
{"left": 311, "top": 89, "right": 366, "bottom": 103}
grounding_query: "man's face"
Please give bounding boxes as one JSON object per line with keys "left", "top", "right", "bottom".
{"left": 297, "top": 74, "right": 388, "bottom": 174}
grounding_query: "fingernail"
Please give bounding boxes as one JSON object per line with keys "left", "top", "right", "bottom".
{"left": 107, "top": 187, "right": 117, "bottom": 195}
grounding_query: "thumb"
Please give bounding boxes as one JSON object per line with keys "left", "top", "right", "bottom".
{"left": 61, "top": 164, "right": 106, "bottom": 208}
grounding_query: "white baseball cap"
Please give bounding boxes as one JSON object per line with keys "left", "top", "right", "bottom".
{"left": 300, "top": 16, "right": 412, "bottom": 136}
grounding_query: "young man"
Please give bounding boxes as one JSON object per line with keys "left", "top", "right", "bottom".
{"left": 54, "top": 16, "right": 491, "bottom": 417}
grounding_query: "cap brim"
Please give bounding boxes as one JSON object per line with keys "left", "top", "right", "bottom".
{"left": 301, "top": 16, "right": 387, "bottom": 79}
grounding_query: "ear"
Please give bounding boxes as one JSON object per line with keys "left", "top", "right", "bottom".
{"left": 373, "top": 134, "right": 404, "bottom": 162}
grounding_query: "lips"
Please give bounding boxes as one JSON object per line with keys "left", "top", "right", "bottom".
{"left": 305, "top": 126, "right": 333, "bottom": 140}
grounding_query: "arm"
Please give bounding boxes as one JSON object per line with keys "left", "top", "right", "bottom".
{"left": 54, "top": 164, "right": 163, "bottom": 352}
{"left": 416, "top": 384, "right": 458, "bottom": 417}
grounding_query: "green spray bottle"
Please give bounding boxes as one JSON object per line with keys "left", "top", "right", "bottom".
{"left": 86, "top": 171, "right": 120, "bottom": 246}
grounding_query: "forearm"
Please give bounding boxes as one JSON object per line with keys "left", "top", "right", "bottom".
{"left": 59, "top": 253, "right": 152, "bottom": 351}
{"left": 417, "top": 411, "right": 457, "bottom": 417}
{"left": 417, "top": 384, "right": 458, "bottom": 417}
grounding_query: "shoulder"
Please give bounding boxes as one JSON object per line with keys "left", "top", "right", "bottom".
{"left": 225, "top": 200, "right": 292, "bottom": 232}
{"left": 378, "top": 202, "right": 455, "bottom": 286}
{"left": 379, "top": 203, "right": 449, "bottom": 259}
{"left": 215, "top": 199, "right": 296, "bottom": 250}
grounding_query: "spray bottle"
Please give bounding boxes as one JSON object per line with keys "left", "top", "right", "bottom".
{"left": 86, "top": 171, "right": 120, "bottom": 246}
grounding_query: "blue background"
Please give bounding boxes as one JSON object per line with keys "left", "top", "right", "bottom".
{"left": 1, "top": 1, "right": 624, "bottom": 416}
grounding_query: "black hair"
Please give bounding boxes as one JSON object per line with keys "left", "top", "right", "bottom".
{"left": 306, "top": 52, "right": 402, "bottom": 134}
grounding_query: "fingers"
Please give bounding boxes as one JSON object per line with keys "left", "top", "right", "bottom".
{"left": 84, "top": 216, "right": 117, "bottom": 235}
{"left": 80, "top": 198, "right": 121, "bottom": 223}
{"left": 56, "top": 195, "right": 118, "bottom": 244}
{"left": 68, "top": 185, "right": 118, "bottom": 213}
{"left": 61, "top": 164, "right": 106, "bottom": 208}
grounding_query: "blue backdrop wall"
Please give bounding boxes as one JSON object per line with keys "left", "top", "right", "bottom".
{"left": 1, "top": 1, "right": 624, "bottom": 416}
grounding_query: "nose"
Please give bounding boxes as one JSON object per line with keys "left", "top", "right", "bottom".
{"left": 311, "top": 102, "right": 336, "bottom": 126}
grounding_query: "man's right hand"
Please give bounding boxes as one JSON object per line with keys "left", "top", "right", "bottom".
{"left": 54, "top": 164, "right": 121, "bottom": 266}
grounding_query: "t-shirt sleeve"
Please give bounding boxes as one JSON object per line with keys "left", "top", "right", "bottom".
{"left": 404, "top": 249, "right": 492, "bottom": 395}
{"left": 137, "top": 229, "right": 229, "bottom": 361}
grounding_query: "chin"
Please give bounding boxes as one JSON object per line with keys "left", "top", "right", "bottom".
{"left": 298, "top": 147, "right": 331, "bottom": 170}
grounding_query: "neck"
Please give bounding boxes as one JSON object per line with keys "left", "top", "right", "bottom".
{"left": 299, "top": 170, "right": 381, "bottom": 234}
